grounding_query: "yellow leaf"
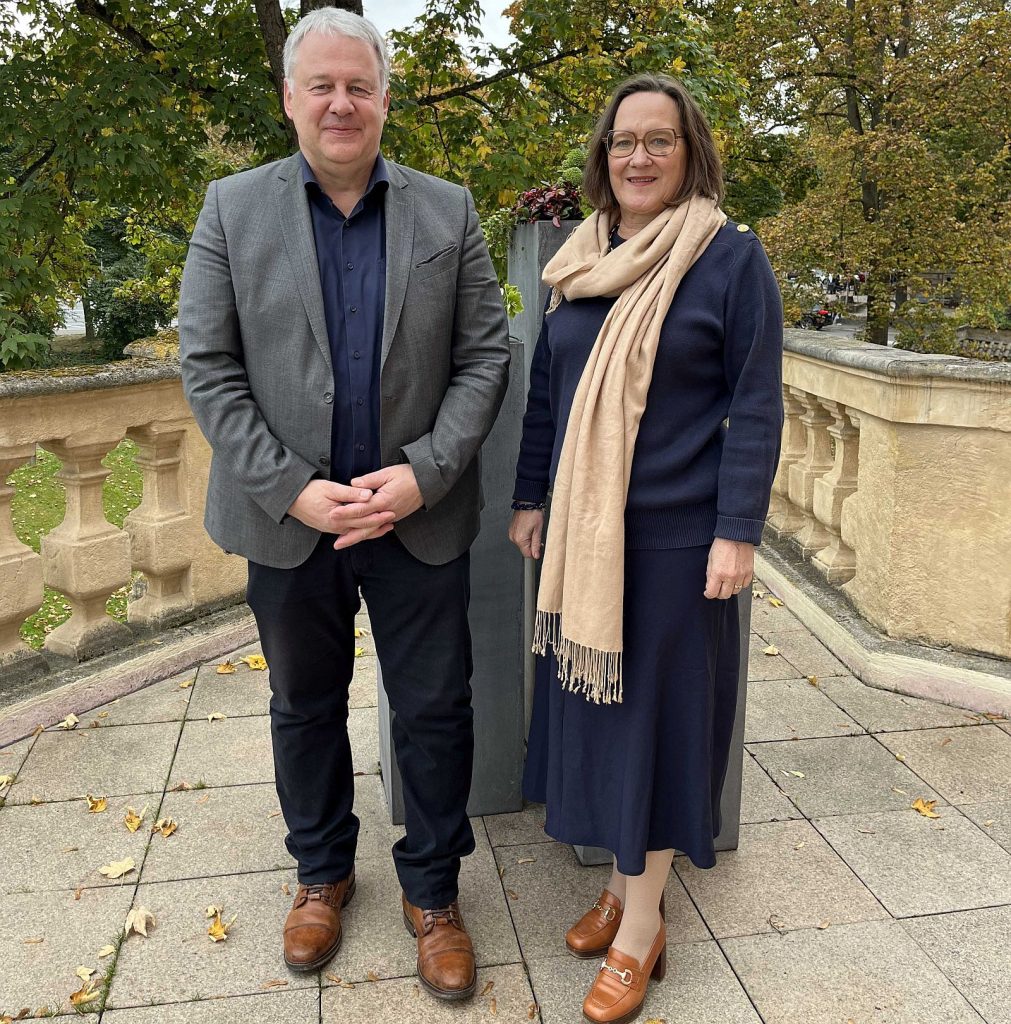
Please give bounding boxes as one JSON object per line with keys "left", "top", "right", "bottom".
{"left": 153, "top": 817, "right": 178, "bottom": 838}
{"left": 912, "top": 798, "right": 941, "bottom": 819}
{"left": 97, "top": 944, "right": 116, "bottom": 958}
{"left": 806, "top": 675, "right": 819, "bottom": 687}
{"left": 58, "top": 713, "right": 80, "bottom": 730}
{"left": 768, "top": 597, "right": 784, "bottom": 607}
{"left": 366, "top": 971, "right": 380, "bottom": 982}
{"left": 178, "top": 678, "right": 194, "bottom": 689}
{"left": 895, "top": 753, "right": 907, "bottom": 762}
{"left": 0, "top": 773, "right": 15, "bottom": 788}
{"left": 354, "top": 647, "right": 366, "bottom": 657}
{"left": 205, "top": 904, "right": 223, "bottom": 918}
{"left": 208, "top": 910, "right": 235, "bottom": 942}
{"left": 216, "top": 661, "right": 236, "bottom": 675}
{"left": 123, "top": 806, "right": 146, "bottom": 833}
{"left": 75, "top": 966, "right": 95, "bottom": 982}
{"left": 354, "top": 627, "right": 369, "bottom": 638}
{"left": 763, "top": 645, "right": 780, "bottom": 656}
{"left": 69, "top": 978, "right": 101, "bottom": 1007}
{"left": 99, "top": 857, "right": 136, "bottom": 879}
{"left": 207, "top": 712, "right": 227, "bottom": 722}
{"left": 240, "top": 654, "right": 268, "bottom": 671}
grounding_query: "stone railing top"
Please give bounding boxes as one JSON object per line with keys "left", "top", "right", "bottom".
{"left": 784, "top": 329, "right": 1011, "bottom": 385}
{"left": 0, "top": 359, "right": 181, "bottom": 401}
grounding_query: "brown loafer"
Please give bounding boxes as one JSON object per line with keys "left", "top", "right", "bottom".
{"left": 402, "top": 893, "right": 477, "bottom": 1001}
{"left": 283, "top": 870, "right": 356, "bottom": 972}
{"left": 566, "top": 888, "right": 623, "bottom": 958}
{"left": 582, "top": 924, "right": 667, "bottom": 1024}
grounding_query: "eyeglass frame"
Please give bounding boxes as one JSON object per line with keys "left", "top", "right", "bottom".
{"left": 603, "top": 128, "right": 685, "bottom": 157}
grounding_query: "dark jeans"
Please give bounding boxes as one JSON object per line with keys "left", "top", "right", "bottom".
{"left": 246, "top": 531, "right": 475, "bottom": 907}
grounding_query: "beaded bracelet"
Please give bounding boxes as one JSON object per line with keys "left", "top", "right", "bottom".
{"left": 511, "top": 500, "right": 546, "bottom": 511}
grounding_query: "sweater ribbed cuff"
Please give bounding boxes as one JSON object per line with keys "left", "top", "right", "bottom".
{"left": 512, "top": 477, "right": 549, "bottom": 504}
{"left": 714, "top": 514, "right": 766, "bottom": 546}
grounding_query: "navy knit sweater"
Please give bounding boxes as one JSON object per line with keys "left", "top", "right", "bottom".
{"left": 513, "top": 221, "right": 784, "bottom": 549}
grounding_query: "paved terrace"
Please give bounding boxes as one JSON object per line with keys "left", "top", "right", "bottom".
{"left": 2, "top": 585, "right": 1010, "bottom": 1023}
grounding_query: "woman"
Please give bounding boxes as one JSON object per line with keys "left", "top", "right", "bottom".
{"left": 509, "top": 73, "right": 783, "bottom": 1023}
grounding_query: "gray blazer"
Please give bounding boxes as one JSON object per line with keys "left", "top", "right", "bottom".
{"left": 178, "top": 154, "right": 510, "bottom": 568}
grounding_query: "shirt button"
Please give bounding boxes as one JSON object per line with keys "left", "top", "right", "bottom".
{"left": 346, "top": 262, "right": 354, "bottom": 270}
{"left": 319, "top": 456, "right": 330, "bottom": 467}
{"left": 356, "top": 397, "right": 364, "bottom": 406}
{"left": 353, "top": 350, "right": 361, "bottom": 359}
{"left": 358, "top": 444, "right": 366, "bottom": 452}
{"left": 323, "top": 392, "right": 333, "bottom": 404}
{"left": 350, "top": 305, "right": 358, "bottom": 313}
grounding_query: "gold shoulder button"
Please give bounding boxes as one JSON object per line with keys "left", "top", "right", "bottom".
{"left": 737, "top": 223, "right": 751, "bottom": 233}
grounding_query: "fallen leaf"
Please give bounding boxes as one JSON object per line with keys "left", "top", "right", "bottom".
{"left": 262, "top": 979, "right": 288, "bottom": 989}
{"left": 892, "top": 787, "right": 908, "bottom": 795}
{"left": 780, "top": 769, "right": 805, "bottom": 779}
{"left": 506, "top": 889, "right": 519, "bottom": 900}
{"left": 763, "top": 645, "right": 780, "bottom": 656}
{"left": 73, "top": 886, "right": 83, "bottom": 900}
{"left": 806, "top": 675, "right": 818, "bottom": 687}
{"left": 517, "top": 856, "right": 536, "bottom": 864}
{"left": 793, "top": 842, "right": 806, "bottom": 850}
{"left": 768, "top": 597, "right": 784, "bottom": 607}
{"left": 207, "top": 712, "right": 227, "bottom": 722}
{"left": 895, "top": 753, "right": 907, "bottom": 762}
{"left": 58, "top": 714, "right": 80, "bottom": 730}
{"left": 366, "top": 971, "right": 380, "bottom": 982}
{"left": 768, "top": 913, "right": 787, "bottom": 933}
{"left": 207, "top": 910, "right": 235, "bottom": 942}
{"left": 490, "top": 996, "right": 498, "bottom": 1015}
{"left": 528, "top": 1004, "right": 539, "bottom": 1020}
{"left": 753, "top": 588, "right": 766, "bottom": 598}
{"left": 153, "top": 817, "right": 178, "bottom": 838}
{"left": 983, "top": 712, "right": 1007, "bottom": 721}
{"left": 281, "top": 883, "right": 291, "bottom": 896}
{"left": 857, "top": 828, "right": 876, "bottom": 834}
{"left": 87, "top": 790, "right": 108, "bottom": 815}
{"left": 268, "top": 810, "right": 282, "bottom": 818}
{"left": 178, "top": 679, "right": 194, "bottom": 689}
{"left": 99, "top": 857, "right": 136, "bottom": 879}
{"left": 816, "top": 920, "right": 830, "bottom": 929}
{"left": 340, "top": 981, "right": 355, "bottom": 989}
{"left": 205, "top": 904, "right": 223, "bottom": 919}
{"left": 354, "top": 646, "right": 366, "bottom": 657}
{"left": 354, "top": 627, "right": 369, "bottom": 638}
{"left": 74, "top": 966, "right": 95, "bottom": 983}
{"left": 240, "top": 654, "right": 268, "bottom": 671}
{"left": 982, "top": 819, "right": 994, "bottom": 828}
{"left": 32, "top": 724, "right": 45, "bottom": 737}
{"left": 939, "top": 737, "right": 952, "bottom": 748}
{"left": 481, "top": 980, "right": 495, "bottom": 996}
{"left": 912, "top": 798, "right": 941, "bottom": 819}
{"left": 216, "top": 661, "right": 236, "bottom": 674}
{"left": 123, "top": 806, "right": 147, "bottom": 833}
{"left": 0, "top": 773, "right": 15, "bottom": 788}
{"left": 197, "top": 794, "right": 210, "bottom": 805}
{"left": 325, "top": 973, "right": 342, "bottom": 984}
{"left": 98, "top": 711, "right": 110, "bottom": 718}
{"left": 69, "top": 978, "right": 100, "bottom": 1007}
{"left": 97, "top": 945, "right": 116, "bottom": 958}
{"left": 498, "top": 866, "right": 506, "bottom": 879}
{"left": 23, "top": 937, "right": 44, "bottom": 944}
{"left": 168, "top": 781, "right": 193, "bottom": 792}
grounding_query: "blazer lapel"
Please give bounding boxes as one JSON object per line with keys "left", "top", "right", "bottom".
{"left": 381, "top": 162, "right": 415, "bottom": 370}
{"left": 274, "top": 155, "right": 332, "bottom": 370}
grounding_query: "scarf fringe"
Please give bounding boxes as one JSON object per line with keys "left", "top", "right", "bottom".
{"left": 533, "top": 610, "right": 623, "bottom": 705}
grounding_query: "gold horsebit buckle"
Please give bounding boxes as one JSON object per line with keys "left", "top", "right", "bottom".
{"left": 598, "top": 958, "right": 632, "bottom": 985}
{"left": 592, "top": 900, "right": 616, "bottom": 922}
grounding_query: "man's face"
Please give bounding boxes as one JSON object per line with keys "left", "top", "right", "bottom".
{"left": 283, "top": 31, "right": 389, "bottom": 180}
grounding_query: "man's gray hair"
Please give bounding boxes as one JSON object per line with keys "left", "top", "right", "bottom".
{"left": 283, "top": 7, "right": 390, "bottom": 92}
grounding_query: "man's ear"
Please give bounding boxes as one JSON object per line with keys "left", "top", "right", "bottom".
{"left": 382, "top": 87, "right": 391, "bottom": 118}
{"left": 283, "top": 80, "right": 294, "bottom": 121}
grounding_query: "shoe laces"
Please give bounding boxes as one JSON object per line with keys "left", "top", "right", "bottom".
{"left": 296, "top": 882, "right": 339, "bottom": 908}
{"left": 423, "top": 904, "right": 462, "bottom": 929}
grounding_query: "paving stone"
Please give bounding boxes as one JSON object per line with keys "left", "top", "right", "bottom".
{"left": 325, "top": 828, "right": 519, "bottom": 983}
{"left": 749, "top": 735, "right": 944, "bottom": 817}
{"left": 744, "top": 677, "right": 863, "bottom": 743}
{"left": 675, "top": 819, "right": 886, "bottom": 938}
{"left": 998, "top": 720, "right": 1011, "bottom": 738}
{"left": 876, "top": 725, "right": 1011, "bottom": 804}
{"left": 496, "top": 841, "right": 708, "bottom": 961}
{"left": 349, "top": 707, "right": 380, "bottom": 776}
{"left": 0, "top": 885, "right": 135, "bottom": 1015}
{"left": 0, "top": 735, "right": 33, "bottom": 774}
{"left": 11, "top": 722, "right": 181, "bottom": 804}
{"left": 902, "top": 905, "right": 1011, "bottom": 1024}
{"left": 528, "top": 941, "right": 761, "bottom": 1024}
{"left": 88, "top": 671, "right": 198, "bottom": 726}
{"left": 169, "top": 717, "right": 274, "bottom": 789}
{"left": 723, "top": 919, "right": 986, "bottom": 1024}
{"left": 483, "top": 801, "right": 552, "bottom": 847}
{"left": 353, "top": 623, "right": 376, "bottom": 658}
{"left": 354, "top": 773, "right": 404, "bottom": 860}
{"left": 747, "top": 595, "right": 811, "bottom": 635}
{"left": 103, "top": 988, "right": 318, "bottom": 1022}
{"left": 812, "top": 808, "right": 1011, "bottom": 917}
{"left": 322, "top": 963, "right": 532, "bottom": 1022}
{"left": 106, "top": 869, "right": 313, "bottom": 1007}
{"left": 141, "top": 783, "right": 293, "bottom": 883}
{"left": 960, "top": 799, "right": 1011, "bottom": 855}
{"left": 753, "top": 629, "right": 847, "bottom": 678}
{"left": 739, "top": 750, "right": 803, "bottom": 824}
{"left": 349, "top": 654, "right": 378, "bottom": 709}
{"left": 187, "top": 652, "right": 272, "bottom": 720}
{"left": 747, "top": 636, "right": 803, "bottom": 681}
{"left": 0, "top": 795, "right": 154, "bottom": 895}
{"left": 817, "top": 674, "right": 988, "bottom": 733}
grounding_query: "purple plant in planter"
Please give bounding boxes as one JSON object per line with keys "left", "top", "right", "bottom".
{"left": 513, "top": 182, "right": 583, "bottom": 228}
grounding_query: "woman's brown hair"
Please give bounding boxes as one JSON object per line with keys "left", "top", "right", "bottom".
{"left": 582, "top": 73, "right": 725, "bottom": 212}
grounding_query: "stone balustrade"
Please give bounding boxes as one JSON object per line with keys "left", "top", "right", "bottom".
{"left": 0, "top": 362, "right": 245, "bottom": 677}
{"left": 772, "top": 331, "right": 1011, "bottom": 661}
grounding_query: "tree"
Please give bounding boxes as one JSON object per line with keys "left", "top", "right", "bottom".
{"left": 696, "top": 0, "right": 1011, "bottom": 342}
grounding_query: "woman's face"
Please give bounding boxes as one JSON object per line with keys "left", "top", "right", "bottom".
{"left": 607, "top": 91, "right": 687, "bottom": 226}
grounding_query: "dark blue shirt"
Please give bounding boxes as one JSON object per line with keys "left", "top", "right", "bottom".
{"left": 513, "top": 221, "right": 784, "bottom": 548}
{"left": 301, "top": 153, "right": 388, "bottom": 483}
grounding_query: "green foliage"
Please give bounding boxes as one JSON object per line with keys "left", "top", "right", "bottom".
{"left": 0, "top": 306, "right": 51, "bottom": 370}
{"left": 502, "top": 283, "right": 524, "bottom": 319}
{"left": 893, "top": 300, "right": 959, "bottom": 354}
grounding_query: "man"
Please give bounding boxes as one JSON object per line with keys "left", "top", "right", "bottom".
{"left": 178, "top": 7, "right": 509, "bottom": 1001}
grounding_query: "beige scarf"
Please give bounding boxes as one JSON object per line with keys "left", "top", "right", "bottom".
{"left": 534, "top": 196, "right": 727, "bottom": 704}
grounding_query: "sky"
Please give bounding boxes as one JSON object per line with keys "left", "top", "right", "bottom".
{"left": 362, "top": 0, "right": 514, "bottom": 48}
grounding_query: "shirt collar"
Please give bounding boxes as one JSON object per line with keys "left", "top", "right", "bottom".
{"left": 300, "top": 152, "right": 390, "bottom": 204}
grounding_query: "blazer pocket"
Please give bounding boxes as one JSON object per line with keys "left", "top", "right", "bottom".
{"left": 414, "top": 243, "right": 459, "bottom": 268}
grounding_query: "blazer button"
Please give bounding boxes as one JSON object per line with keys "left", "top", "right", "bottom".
{"left": 319, "top": 456, "right": 330, "bottom": 467}
{"left": 323, "top": 392, "right": 333, "bottom": 404}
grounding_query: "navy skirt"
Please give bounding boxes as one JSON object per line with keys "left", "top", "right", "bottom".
{"left": 522, "top": 544, "right": 740, "bottom": 874}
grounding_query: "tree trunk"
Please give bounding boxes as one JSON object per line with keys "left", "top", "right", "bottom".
{"left": 301, "top": 0, "right": 362, "bottom": 14}
{"left": 864, "top": 281, "right": 890, "bottom": 345}
{"left": 82, "top": 292, "right": 95, "bottom": 344}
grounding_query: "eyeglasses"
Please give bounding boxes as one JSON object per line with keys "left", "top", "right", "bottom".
{"left": 604, "top": 129, "right": 683, "bottom": 158}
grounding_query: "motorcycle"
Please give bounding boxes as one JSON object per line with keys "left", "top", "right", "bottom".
{"left": 797, "top": 306, "right": 841, "bottom": 330}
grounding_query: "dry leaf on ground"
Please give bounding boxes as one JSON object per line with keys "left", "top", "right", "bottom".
{"left": 240, "top": 654, "right": 268, "bottom": 671}
{"left": 97, "top": 944, "right": 116, "bottom": 958}
{"left": 58, "top": 714, "right": 80, "bottom": 730}
{"left": 23, "top": 936, "right": 44, "bottom": 944}
{"left": 354, "top": 646, "right": 366, "bottom": 657}
{"left": 179, "top": 679, "right": 194, "bottom": 689}
{"left": 169, "top": 781, "right": 193, "bottom": 791}
{"left": 69, "top": 978, "right": 101, "bottom": 1007}
{"left": 354, "top": 627, "right": 369, "bottom": 638}
{"left": 806, "top": 675, "right": 818, "bottom": 687}
{"left": 99, "top": 857, "right": 136, "bottom": 879}
{"left": 490, "top": 996, "right": 498, "bottom": 1015}
{"left": 481, "top": 980, "right": 495, "bottom": 996}
{"left": 762, "top": 645, "right": 780, "bottom": 656}
{"left": 124, "top": 906, "right": 156, "bottom": 937}
{"left": 216, "top": 661, "right": 236, "bottom": 675}
{"left": 325, "top": 973, "right": 342, "bottom": 984}
{"left": 506, "top": 889, "right": 519, "bottom": 900}
{"left": 768, "top": 597, "right": 784, "bottom": 607}
{"left": 85, "top": 794, "right": 107, "bottom": 813}
{"left": 0, "top": 773, "right": 15, "bottom": 791}
{"left": 912, "top": 798, "right": 941, "bottom": 819}
{"left": 207, "top": 712, "right": 227, "bottom": 722}
{"left": 208, "top": 909, "right": 235, "bottom": 942}
{"left": 262, "top": 979, "right": 288, "bottom": 989}
{"left": 153, "top": 817, "right": 178, "bottom": 838}
{"left": 528, "top": 1004, "right": 539, "bottom": 1020}
{"left": 895, "top": 753, "right": 907, "bottom": 762}
{"left": 123, "top": 806, "right": 147, "bottom": 833}
{"left": 75, "top": 966, "right": 95, "bottom": 982}
{"left": 517, "top": 856, "right": 536, "bottom": 864}
{"left": 366, "top": 971, "right": 380, "bottom": 982}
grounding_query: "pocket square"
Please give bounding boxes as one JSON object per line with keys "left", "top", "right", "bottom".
{"left": 415, "top": 244, "right": 459, "bottom": 268}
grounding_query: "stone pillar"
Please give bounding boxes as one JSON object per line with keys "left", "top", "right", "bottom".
{"left": 124, "top": 421, "right": 194, "bottom": 628}
{"left": 812, "top": 401, "right": 859, "bottom": 583}
{"left": 0, "top": 446, "right": 46, "bottom": 675}
{"left": 787, "top": 389, "right": 834, "bottom": 555}
{"left": 40, "top": 436, "right": 132, "bottom": 659}
{"left": 767, "top": 386, "right": 807, "bottom": 537}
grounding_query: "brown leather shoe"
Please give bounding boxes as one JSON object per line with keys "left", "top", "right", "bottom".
{"left": 566, "top": 888, "right": 623, "bottom": 958}
{"left": 283, "top": 870, "right": 356, "bottom": 972}
{"left": 581, "top": 924, "right": 667, "bottom": 1024}
{"left": 402, "top": 894, "right": 477, "bottom": 1001}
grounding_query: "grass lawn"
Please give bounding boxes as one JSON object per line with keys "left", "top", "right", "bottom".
{"left": 10, "top": 442, "right": 143, "bottom": 650}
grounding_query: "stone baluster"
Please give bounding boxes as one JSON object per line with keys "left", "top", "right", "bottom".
{"left": 124, "top": 422, "right": 194, "bottom": 627}
{"left": 787, "top": 389, "right": 835, "bottom": 556}
{"left": 812, "top": 401, "right": 859, "bottom": 582}
{"left": 767, "top": 387, "right": 809, "bottom": 537}
{"left": 40, "top": 436, "right": 132, "bottom": 660}
{"left": 0, "top": 445, "right": 45, "bottom": 673}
